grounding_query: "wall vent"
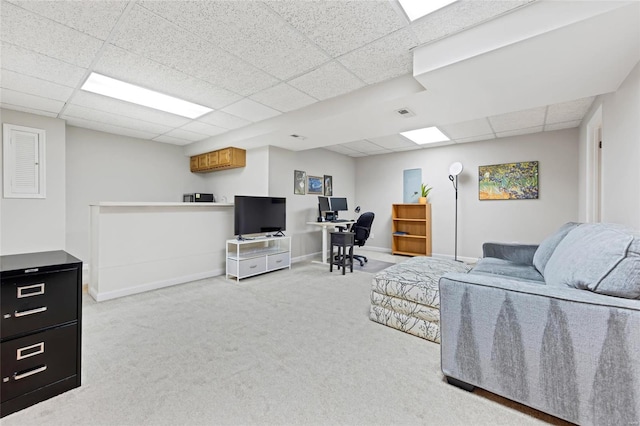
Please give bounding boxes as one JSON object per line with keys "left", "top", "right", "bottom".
{"left": 395, "top": 107, "right": 415, "bottom": 117}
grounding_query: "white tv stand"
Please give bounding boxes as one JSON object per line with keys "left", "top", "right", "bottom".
{"left": 226, "top": 236, "right": 291, "bottom": 281}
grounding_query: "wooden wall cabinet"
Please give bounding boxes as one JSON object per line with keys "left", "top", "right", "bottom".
{"left": 391, "top": 203, "right": 432, "bottom": 256}
{"left": 190, "top": 147, "right": 245, "bottom": 173}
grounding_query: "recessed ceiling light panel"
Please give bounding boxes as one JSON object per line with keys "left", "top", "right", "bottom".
{"left": 400, "top": 126, "right": 450, "bottom": 145}
{"left": 81, "top": 72, "right": 213, "bottom": 119}
{"left": 398, "top": 0, "right": 457, "bottom": 22}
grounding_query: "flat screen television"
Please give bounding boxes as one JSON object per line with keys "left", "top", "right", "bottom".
{"left": 234, "top": 196, "right": 286, "bottom": 238}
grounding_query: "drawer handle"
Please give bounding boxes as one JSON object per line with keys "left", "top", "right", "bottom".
{"left": 14, "top": 306, "right": 47, "bottom": 317}
{"left": 14, "top": 365, "right": 47, "bottom": 381}
{"left": 17, "top": 342, "right": 45, "bottom": 360}
{"left": 17, "top": 283, "right": 45, "bottom": 298}
{"left": 249, "top": 265, "right": 257, "bottom": 269}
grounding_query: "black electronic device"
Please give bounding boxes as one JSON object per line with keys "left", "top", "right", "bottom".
{"left": 234, "top": 196, "right": 286, "bottom": 239}
{"left": 330, "top": 197, "right": 348, "bottom": 211}
{"left": 183, "top": 193, "right": 214, "bottom": 202}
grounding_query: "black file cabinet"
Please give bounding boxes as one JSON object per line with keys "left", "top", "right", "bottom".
{"left": 0, "top": 251, "right": 82, "bottom": 417}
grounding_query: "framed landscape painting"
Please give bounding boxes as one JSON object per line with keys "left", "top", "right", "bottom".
{"left": 307, "top": 175, "right": 323, "bottom": 194}
{"left": 479, "top": 161, "right": 538, "bottom": 200}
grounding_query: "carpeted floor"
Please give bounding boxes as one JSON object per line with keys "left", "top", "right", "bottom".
{"left": 2, "top": 250, "right": 568, "bottom": 425}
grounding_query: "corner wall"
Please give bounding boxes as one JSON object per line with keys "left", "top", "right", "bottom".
{"left": 356, "top": 128, "right": 580, "bottom": 259}
{"left": 579, "top": 60, "right": 640, "bottom": 228}
{"left": 1, "top": 108, "right": 66, "bottom": 255}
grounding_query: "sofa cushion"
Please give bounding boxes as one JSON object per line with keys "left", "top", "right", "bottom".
{"left": 470, "top": 257, "right": 544, "bottom": 282}
{"left": 544, "top": 223, "right": 640, "bottom": 299}
{"left": 532, "top": 222, "right": 581, "bottom": 274}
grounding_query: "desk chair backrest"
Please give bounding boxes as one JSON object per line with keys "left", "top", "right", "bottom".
{"left": 352, "top": 212, "right": 375, "bottom": 247}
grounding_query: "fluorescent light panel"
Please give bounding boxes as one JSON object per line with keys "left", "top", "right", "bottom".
{"left": 81, "top": 73, "right": 213, "bottom": 119}
{"left": 398, "top": 0, "right": 457, "bottom": 21}
{"left": 401, "top": 127, "right": 450, "bottom": 145}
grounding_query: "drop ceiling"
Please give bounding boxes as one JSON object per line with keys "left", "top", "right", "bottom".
{"left": 1, "top": 0, "right": 638, "bottom": 157}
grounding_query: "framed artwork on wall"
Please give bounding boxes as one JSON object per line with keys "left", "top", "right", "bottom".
{"left": 294, "top": 170, "right": 306, "bottom": 195}
{"left": 324, "top": 175, "right": 333, "bottom": 196}
{"left": 307, "top": 175, "right": 323, "bottom": 194}
{"left": 479, "top": 161, "right": 539, "bottom": 200}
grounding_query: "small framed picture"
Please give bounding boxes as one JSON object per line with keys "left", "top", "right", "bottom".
{"left": 324, "top": 175, "right": 333, "bottom": 196}
{"left": 294, "top": 170, "right": 306, "bottom": 195}
{"left": 307, "top": 175, "right": 323, "bottom": 194}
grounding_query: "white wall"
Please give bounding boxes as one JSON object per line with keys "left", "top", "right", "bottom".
{"left": 579, "top": 61, "right": 640, "bottom": 228}
{"left": 66, "top": 126, "right": 199, "bottom": 262}
{"left": 356, "top": 128, "right": 580, "bottom": 259}
{"left": 267, "top": 146, "right": 356, "bottom": 259}
{"left": 1, "top": 109, "right": 66, "bottom": 255}
{"left": 192, "top": 145, "right": 270, "bottom": 203}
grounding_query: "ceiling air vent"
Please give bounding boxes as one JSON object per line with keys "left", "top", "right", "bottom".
{"left": 395, "top": 107, "right": 415, "bottom": 117}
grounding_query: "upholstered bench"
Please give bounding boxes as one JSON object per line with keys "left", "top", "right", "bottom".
{"left": 369, "top": 257, "right": 471, "bottom": 343}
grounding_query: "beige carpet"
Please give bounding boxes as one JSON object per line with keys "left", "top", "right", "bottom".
{"left": 2, "top": 251, "right": 568, "bottom": 425}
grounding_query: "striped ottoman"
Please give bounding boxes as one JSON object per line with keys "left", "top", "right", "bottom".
{"left": 369, "top": 256, "right": 471, "bottom": 343}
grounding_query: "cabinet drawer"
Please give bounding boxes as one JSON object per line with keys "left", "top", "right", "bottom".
{"left": 236, "top": 258, "right": 267, "bottom": 277}
{"left": 1, "top": 323, "right": 77, "bottom": 403}
{"left": 267, "top": 252, "right": 289, "bottom": 270}
{"left": 1, "top": 269, "right": 78, "bottom": 339}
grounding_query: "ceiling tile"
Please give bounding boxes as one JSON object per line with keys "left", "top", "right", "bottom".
{"left": 65, "top": 116, "right": 159, "bottom": 140}
{"left": 69, "top": 91, "right": 191, "bottom": 128}
{"left": 111, "top": 5, "right": 278, "bottom": 96}
{"left": 338, "top": 28, "right": 418, "bottom": 84}
{"left": 161, "top": 128, "right": 209, "bottom": 143}
{"left": 323, "top": 145, "right": 361, "bottom": 155}
{"left": 410, "top": 1, "right": 532, "bottom": 44}
{"left": 140, "top": 1, "right": 330, "bottom": 81}
{"left": 1, "top": 2, "right": 104, "bottom": 67}
{"left": 544, "top": 120, "right": 582, "bottom": 132}
{"left": 6, "top": 0, "right": 127, "bottom": 40}
{"left": 249, "top": 83, "right": 317, "bottom": 112}
{"left": 496, "top": 126, "right": 544, "bottom": 138}
{"left": 198, "top": 111, "right": 252, "bottom": 130}
{"left": 489, "top": 106, "right": 546, "bottom": 132}
{"left": 0, "top": 88, "right": 64, "bottom": 113}
{"left": 179, "top": 121, "right": 227, "bottom": 137}
{"left": 288, "top": 62, "right": 365, "bottom": 100}
{"left": 62, "top": 104, "right": 174, "bottom": 135}
{"left": 367, "top": 134, "right": 417, "bottom": 149}
{"left": 152, "top": 134, "right": 192, "bottom": 146}
{"left": 266, "top": 0, "right": 406, "bottom": 57}
{"left": 455, "top": 134, "right": 496, "bottom": 144}
{"left": 341, "top": 139, "right": 384, "bottom": 153}
{"left": 0, "top": 42, "right": 86, "bottom": 87}
{"left": 440, "top": 118, "right": 493, "bottom": 139}
{"left": 221, "top": 99, "right": 281, "bottom": 122}
{"left": 546, "top": 96, "right": 595, "bottom": 124}
{"left": 1, "top": 69, "right": 74, "bottom": 101}
{"left": 0, "top": 103, "right": 58, "bottom": 118}
{"left": 94, "top": 45, "right": 242, "bottom": 110}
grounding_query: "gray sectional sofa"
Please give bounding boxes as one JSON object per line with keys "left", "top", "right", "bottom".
{"left": 439, "top": 222, "right": 640, "bottom": 426}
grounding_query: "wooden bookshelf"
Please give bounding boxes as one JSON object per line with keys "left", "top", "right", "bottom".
{"left": 391, "top": 203, "right": 432, "bottom": 256}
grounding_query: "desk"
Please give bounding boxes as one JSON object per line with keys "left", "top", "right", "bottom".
{"left": 306, "top": 221, "right": 356, "bottom": 264}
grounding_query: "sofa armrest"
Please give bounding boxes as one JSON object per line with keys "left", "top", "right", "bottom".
{"left": 438, "top": 272, "right": 640, "bottom": 425}
{"left": 482, "top": 242, "right": 538, "bottom": 265}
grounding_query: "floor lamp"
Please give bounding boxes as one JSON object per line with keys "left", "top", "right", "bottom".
{"left": 448, "top": 162, "right": 463, "bottom": 262}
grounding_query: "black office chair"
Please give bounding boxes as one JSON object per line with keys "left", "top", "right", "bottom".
{"left": 349, "top": 212, "right": 375, "bottom": 266}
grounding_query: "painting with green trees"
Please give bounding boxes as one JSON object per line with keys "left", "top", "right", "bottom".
{"left": 478, "top": 161, "right": 538, "bottom": 200}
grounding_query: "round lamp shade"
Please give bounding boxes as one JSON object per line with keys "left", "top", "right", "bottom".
{"left": 449, "top": 162, "right": 463, "bottom": 176}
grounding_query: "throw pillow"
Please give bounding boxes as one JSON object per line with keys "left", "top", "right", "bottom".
{"left": 532, "top": 222, "right": 581, "bottom": 274}
{"left": 544, "top": 223, "right": 640, "bottom": 299}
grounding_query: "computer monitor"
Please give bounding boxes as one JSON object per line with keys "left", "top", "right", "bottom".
{"left": 330, "top": 197, "right": 348, "bottom": 211}
{"left": 318, "top": 196, "right": 331, "bottom": 212}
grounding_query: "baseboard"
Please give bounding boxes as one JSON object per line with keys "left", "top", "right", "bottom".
{"left": 89, "top": 269, "right": 224, "bottom": 302}
{"left": 431, "top": 253, "right": 478, "bottom": 264}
